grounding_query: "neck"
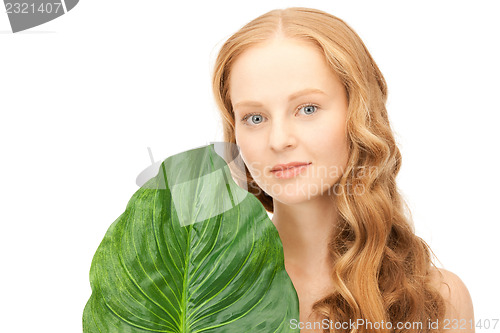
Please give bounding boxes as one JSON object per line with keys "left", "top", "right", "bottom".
{"left": 271, "top": 193, "right": 338, "bottom": 278}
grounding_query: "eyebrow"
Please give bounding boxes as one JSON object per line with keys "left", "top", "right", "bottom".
{"left": 233, "top": 88, "right": 327, "bottom": 109}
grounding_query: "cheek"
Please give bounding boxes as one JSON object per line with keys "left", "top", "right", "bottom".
{"left": 305, "top": 116, "right": 348, "bottom": 165}
{"left": 235, "top": 130, "right": 262, "bottom": 172}
{"left": 309, "top": 117, "right": 346, "bottom": 146}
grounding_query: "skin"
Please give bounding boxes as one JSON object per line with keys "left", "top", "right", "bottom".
{"left": 228, "top": 35, "right": 474, "bottom": 332}
{"left": 229, "top": 36, "right": 349, "bottom": 326}
{"left": 230, "top": 35, "right": 348, "bottom": 272}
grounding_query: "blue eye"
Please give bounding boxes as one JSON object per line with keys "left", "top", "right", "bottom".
{"left": 298, "top": 104, "right": 318, "bottom": 115}
{"left": 244, "top": 113, "right": 264, "bottom": 125}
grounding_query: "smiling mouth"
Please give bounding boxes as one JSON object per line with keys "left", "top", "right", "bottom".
{"left": 270, "top": 163, "right": 311, "bottom": 179}
{"left": 271, "top": 162, "right": 311, "bottom": 172}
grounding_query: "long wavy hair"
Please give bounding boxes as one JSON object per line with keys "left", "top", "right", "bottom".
{"left": 211, "top": 7, "right": 446, "bottom": 333}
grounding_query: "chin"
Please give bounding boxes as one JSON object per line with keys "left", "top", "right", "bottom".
{"left": 262, "top": 182, "right": 317, "bottom": 205}
{"left": 272, "top": 195, "right": 311, "bottom": 206}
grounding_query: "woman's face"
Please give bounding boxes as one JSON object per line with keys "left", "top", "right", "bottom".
{"left": 229, "top": 37, "right": 350, "bottom": 205}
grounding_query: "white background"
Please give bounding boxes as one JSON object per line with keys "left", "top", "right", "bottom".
{"left": 1, "top": 0, "right": 499, "bottom": 331}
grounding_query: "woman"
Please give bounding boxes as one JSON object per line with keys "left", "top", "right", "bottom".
{"left": 212, "top": 7, "right": 474, "bottom": 333}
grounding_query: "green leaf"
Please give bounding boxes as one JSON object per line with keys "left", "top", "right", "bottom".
{"left": 83, "top": 143, "right": 299, "bottom": 332}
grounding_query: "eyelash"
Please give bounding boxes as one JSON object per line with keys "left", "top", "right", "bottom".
{"left": 240, "top": 103, "right": 319, "bottom": 126}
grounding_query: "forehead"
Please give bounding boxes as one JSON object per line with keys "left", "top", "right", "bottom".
{"left": 229, "top": 37, "right": 339, "bottom": 105}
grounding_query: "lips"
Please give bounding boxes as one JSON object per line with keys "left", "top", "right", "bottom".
{"left": 271, "top": 162, "right": 311, "bottom": 172}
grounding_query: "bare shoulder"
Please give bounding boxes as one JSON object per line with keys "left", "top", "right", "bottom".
{"left": 429, "top": 266, "right": 475, "bottom": 332}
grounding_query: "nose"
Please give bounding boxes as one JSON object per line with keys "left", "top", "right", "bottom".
{"left": 268, "top": 117, "right": 297, "bottom": 152}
